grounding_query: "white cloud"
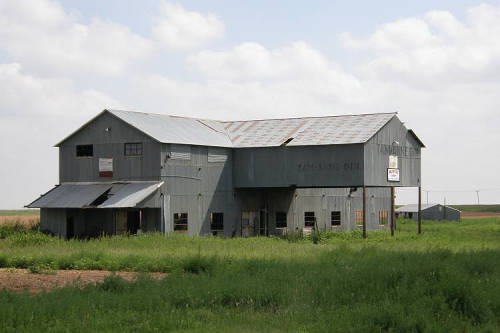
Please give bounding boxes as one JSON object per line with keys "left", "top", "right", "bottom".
{"left": 340, "top": 4, "right": 500, "bottom": 86}
{"left": 0, "top": 63, "right": 119, "bottom": 209}
{"left": 152, "top": 1, "right": 224, "bottom": 49}
{"left": 0, "top": 0, "right": 154, "bottom": 76}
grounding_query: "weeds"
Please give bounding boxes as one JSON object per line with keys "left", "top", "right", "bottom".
{"left": 0, "top": 218, "right": 500, "bottom": 332}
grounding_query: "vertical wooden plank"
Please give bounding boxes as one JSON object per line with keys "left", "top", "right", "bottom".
{"left": 418, "top": 186, "right": 422, "bottom": 234}
{"left": 362, "top": 186, "right": 367, "bottom": 239}
{"left": 390, "top": 186, "right": 395, "bottom": 236}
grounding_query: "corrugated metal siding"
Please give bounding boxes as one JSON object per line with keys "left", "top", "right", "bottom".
{"left": 59, "top": 112, "right": 161, "bottom": 183}
{"left": 363, "top": 116, "right": 421, "bottom": 187}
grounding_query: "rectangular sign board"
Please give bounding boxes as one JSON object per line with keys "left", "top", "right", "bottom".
{"left": 387, "top": 168, "right": 400, "bottom": 182}
{"left": 99, "top": 158, "right": 113, "bottom": 177}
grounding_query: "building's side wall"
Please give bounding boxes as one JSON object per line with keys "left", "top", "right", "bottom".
{"left": 364, "top": 116, "right": 422, "bottom": 187}
{"left": 233, "top": 144, "right": 365, "bottom": 188}
{"left": 235, "top": 187, "right": 391, "bottom": 234}
{"left": 161, "top": 144, "right": 237, "bottom": 236}
{"left": 40, "top": 208, "right": 66, "bottom": 236}
{"left": 420, "top": 206, "right": 461, "bottom": 221}
{"left": 59, "top": 112, "right": 161, "bottom": 183}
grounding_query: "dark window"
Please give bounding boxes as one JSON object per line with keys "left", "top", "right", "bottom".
{"left": 355, "top": 211, "right": 363, "bottom": 225}
{"left": 210, "top": 212, "right": 224, "bottom": 231}
{"left": 304, "top": 211, "right": 315, "bottom": 227}
{"left": 173, "top": 213, "right": 188, "bottom": 232}
{"left": 276, "top": 212, "right": 287, "bottom": 228}
{"left": 76, "top": 144, "right": 93, "bottom": 157}
{"left": 331, "top": 211, "right": 341, "bottom": 226}
{"left": 124, "top": 142, "right": 143, "bottom": 156}
{"left": 379, "top": 211, "right": 388, "bottom": 225}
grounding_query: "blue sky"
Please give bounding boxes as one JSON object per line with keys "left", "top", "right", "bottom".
{"left": 0, "top": 0, "right": 500, "bottom": 208}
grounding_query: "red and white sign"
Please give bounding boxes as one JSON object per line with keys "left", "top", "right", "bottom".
{"left": 387, "top": 168, "right": 400, "bottom": 182}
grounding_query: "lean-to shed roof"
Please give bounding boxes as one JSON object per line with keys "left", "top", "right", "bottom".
{"left": 57, "top": 109, "right": 419, "bottom": 148}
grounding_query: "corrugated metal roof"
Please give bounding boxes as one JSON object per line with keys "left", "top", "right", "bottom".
{"left": 26, "top": 184, "right": 111, "bottom": 208}
{"left": 107, "top": 110, "right": 233, "bottom": 147}
{"left": 98, "top": 182, "right": 163, "bottom": 208}
{"left": 222, "top": 113, "right": 396, "bottom": 147}
{"left": 56, "top": 109, "right": 400, "bottom": 148}
{"left": 26, "top": 182, "right": 162, "bottom": 208}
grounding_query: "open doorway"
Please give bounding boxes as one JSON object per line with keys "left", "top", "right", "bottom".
{"left": 115, "top": 210, "right": 141, "bottom": 235}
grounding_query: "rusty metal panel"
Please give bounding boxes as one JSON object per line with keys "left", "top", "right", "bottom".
{"left": 223, "top": 113, "right": 396, "bottom": 147}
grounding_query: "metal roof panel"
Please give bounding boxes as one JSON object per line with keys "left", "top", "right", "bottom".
{"left": 26, "top": 184, "right": 111, "bottom": 208}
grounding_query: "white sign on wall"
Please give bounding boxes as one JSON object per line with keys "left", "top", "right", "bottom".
{"left": 99, "top": 158, "right": 113, "bottom": 177}
{"left": 389, "top": 155, "right": 398, "bottom": 169}
{"left": 387, "top": 168, "right": 400, "bottom": 182}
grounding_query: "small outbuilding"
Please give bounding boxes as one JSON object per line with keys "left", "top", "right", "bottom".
{"left": 395, "top": 203, "right": 460, "bottom": 221}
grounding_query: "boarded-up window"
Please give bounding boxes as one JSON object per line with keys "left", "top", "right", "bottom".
{"left": 276, "top": 212, "right": 287, "bottom": 228}
{"left": 76, "top": 144, "right": 93, "bottom": 157}
{"left": 304, "top": 212, "right": 315, "bottom": 227}
{"left": 210, "top": 212, "right": 224, "bottom": 231}
{"left": 355, "top": 211, "right": 363, "bottom": 225}
{"left": 173, "top": 213, "right": 188, "bottom": 231}
{"left": 170, "top": 144, "right": 191, "bottom": 160}
{"left": 379, "top": 211, "right": 388, "bottom": 225}
{"left": 208, "top": 147, "right": 228, "bottom": 163}
{"left": 331, "top": 211, "right": 341, "bottom": 226}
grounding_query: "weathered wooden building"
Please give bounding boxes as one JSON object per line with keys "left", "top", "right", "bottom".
{"left": 27, "top": 109, "right": 424, "bottom": 238}
{"left": 396, "top": 204, "right": 460, "bottom": 221}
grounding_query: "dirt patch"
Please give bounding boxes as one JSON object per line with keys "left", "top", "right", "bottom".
{"left": 0, "top": 268, "right": 167, "bottom": 294}
{"left": 461, "top": 212, "right": 500, "bottom": 219}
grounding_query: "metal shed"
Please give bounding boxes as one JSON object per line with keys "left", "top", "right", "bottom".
{"left": 395, "top": 204, "right": 461, "bottom": 221}
{"left": 27, "top": 109, "right": 425, "bottom": 239}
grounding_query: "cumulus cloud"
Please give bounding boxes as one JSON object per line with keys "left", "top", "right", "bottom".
{"left": 0, "top": 0, "right": 154, "bottom": 76}
{"left": 340, "top": 4, "right": 500, "bottom": 85}
{"left": 152, "top": 1, "right": 224, "bottom": 49}
{"left": 0, "top": 63, "right": 119, "bottom": 208}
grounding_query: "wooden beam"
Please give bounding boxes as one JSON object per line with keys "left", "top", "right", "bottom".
{"left": 362, "top": 186, "right": 367, "bottom": 239}
{"left": 390, "top": 187, "right": 395, "bottom": 236}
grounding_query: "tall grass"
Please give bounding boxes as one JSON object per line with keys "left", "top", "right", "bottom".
{"left": 1, "top": 218, "right": 500, "bottom": 332}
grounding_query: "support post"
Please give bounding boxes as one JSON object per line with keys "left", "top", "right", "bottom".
{"left": 362, "top": 186, "right": 367, "bottom": 239}
{"left": 418, "top": 186, "right": 422, "bottom": 234}
{"left": 390, "top": 187, "right": 395, "bottom": 236}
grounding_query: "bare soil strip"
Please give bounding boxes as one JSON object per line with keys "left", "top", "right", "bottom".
{"left": 0, "top": 269, "right": 166, "bottom": 294}
{"left": 461, "top": 212, "right": 500, "bottom": 219}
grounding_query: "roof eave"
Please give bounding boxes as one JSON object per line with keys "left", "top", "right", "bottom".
{"left": 408, "top": 129, "right": 426, "bottom": 148}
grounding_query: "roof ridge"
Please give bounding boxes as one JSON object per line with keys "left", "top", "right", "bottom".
{"left": 107, "top": 108, "right": 397, "bottom": 123}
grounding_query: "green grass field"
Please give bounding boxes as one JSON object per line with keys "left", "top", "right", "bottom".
{"left": 1, "top": 218, "right": 500, "bottom": 332}
{"left": 451, "top": 204, "right": 500, "bottom": 212}
{"left": 0, "top": 209, "right": 39, "bottom": 216}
